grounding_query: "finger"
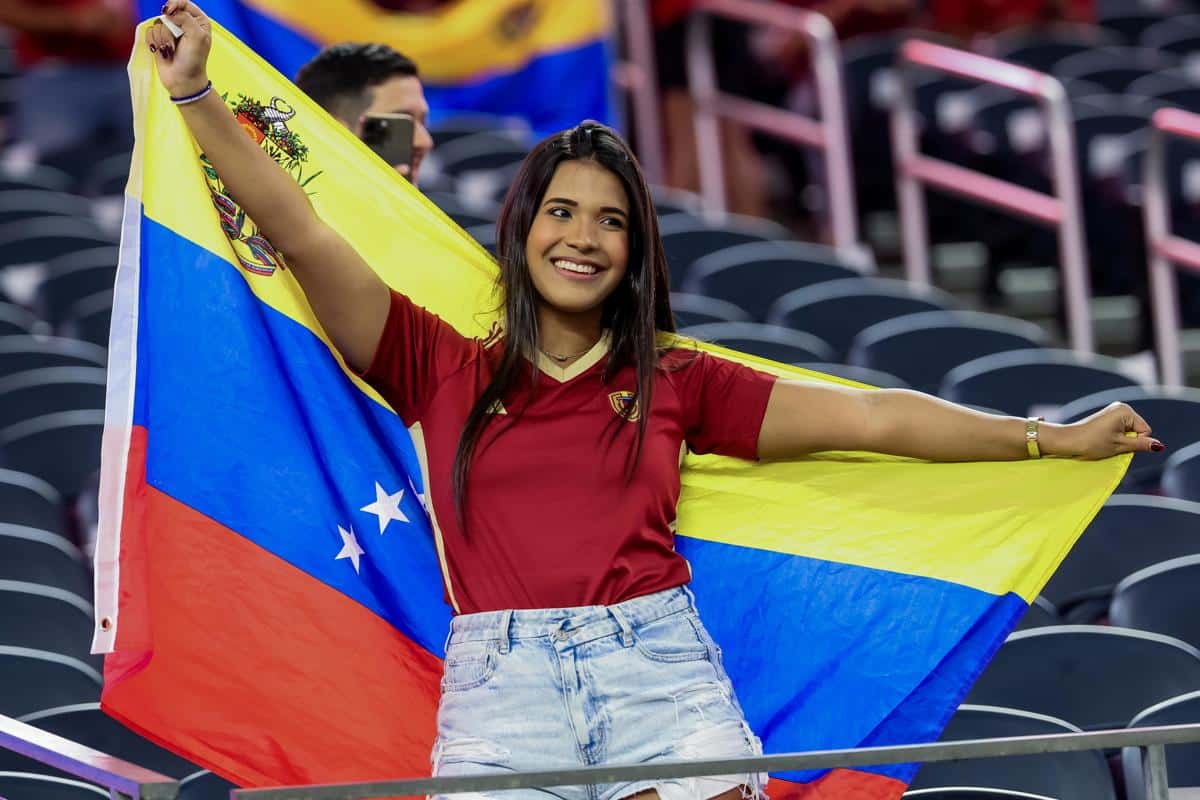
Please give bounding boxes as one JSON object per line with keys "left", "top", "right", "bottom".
{"left": 144, "top": 21, "right": 160, "bottom": 53}
{"left": 169, "top": 8, "right": 204, "bottom": 39}
{"left": 1118, "top": 432, "right": 1164, "bottom": 454}
{"left": 149, "top": 23, "right": 170, "bottom": 57}
{"left": 1128, "top": 409, "right": 1152, "bottom": 436}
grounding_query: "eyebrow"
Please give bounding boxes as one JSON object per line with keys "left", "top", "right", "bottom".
{"left": 543, "top": 197, "right": 629, "bottom": 217}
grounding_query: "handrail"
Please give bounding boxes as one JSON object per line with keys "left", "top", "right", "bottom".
{"left": 611, "top": 0, "right": 666, "bottom": 185}
{"left": 685, "top": 0, "right": 865, "bottom": 261}
{"left": 892, "top": 39, "right": 1094, "bottom": 353}
{"left": 233, "top": 723, "right": 1200, "bottom": 799}
{"left": 1144, "top": 106, "right": 1200, "bottom": 386}
{"left": 0, "top": 714, "right": 179, "bottom": 799}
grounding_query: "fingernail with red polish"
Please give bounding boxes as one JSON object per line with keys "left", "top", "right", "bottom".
{"left": 149, "top": 44, "right": 157, "bottom": 53}
{"left": 1151, "top": 441, "right": 1166, "bottom": 452}
{"left": 162, "top": 46, "right": 173, "bottom": 59}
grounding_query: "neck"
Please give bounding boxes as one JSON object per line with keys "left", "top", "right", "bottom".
{"left": 536, "top": 304, "right": 604, "bottom": 363}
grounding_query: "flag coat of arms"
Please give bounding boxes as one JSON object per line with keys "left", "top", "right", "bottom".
{"left": 93, "top": 20, "right": 1130, "bottom": 798}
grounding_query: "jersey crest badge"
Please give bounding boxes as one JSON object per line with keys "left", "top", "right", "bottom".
{"left": 608, "top": 391, "right": 640, "bottom": 422}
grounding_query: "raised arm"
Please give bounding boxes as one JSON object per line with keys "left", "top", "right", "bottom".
{"left": 149, "top": 2, "right": 389, "bottom": 372}
{"left": 756, "top": 381, "right": 1163, "bottom": 462}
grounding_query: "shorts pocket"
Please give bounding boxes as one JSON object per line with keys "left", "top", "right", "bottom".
{"left": 440, "top": 639, "right": 499, "bottom": 692}
{"left": 632, "top": 611, "right": 712, "bottom": 663}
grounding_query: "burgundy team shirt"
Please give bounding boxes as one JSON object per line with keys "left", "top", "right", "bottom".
{"left": 360, "top": 290, "right": 777, "bottom": 614}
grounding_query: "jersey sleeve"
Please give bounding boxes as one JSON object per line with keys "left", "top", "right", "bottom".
{"left": 355, "top": 289, "right": 478, "bottom": 424}
{"left": 671, "top": 350, "right": 777, "bottom": 460}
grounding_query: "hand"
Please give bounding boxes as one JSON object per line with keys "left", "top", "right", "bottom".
{"left": 1044, "top": 402, "right": 1164, "bottom": 460}
{"left": 145, "top": 1, "right": 212, "bottom": 98}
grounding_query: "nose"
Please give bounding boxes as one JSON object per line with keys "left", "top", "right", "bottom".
{"left": 413, "top": 121, "right": 434, "bottom": 159}
{"left": 565, "top": 217, "right": 598, "bottom": 251}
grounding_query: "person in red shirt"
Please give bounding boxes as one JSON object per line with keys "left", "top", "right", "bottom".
{"left": 0, "top": 0, "right": 134, "bottom": 156}
{"left": 149, "top": 3, "right": 1162, "bottom": 797}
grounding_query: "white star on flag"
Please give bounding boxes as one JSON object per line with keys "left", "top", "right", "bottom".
{"left": 334, "top": 525, "right": 365, "bottom": 573}
{"left": 361, "top": 481, "right": 409, "bottom": 534}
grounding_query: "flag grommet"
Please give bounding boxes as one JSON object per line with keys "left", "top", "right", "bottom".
{"left": 99, "top": 616, "right": 113, "bottom": 631}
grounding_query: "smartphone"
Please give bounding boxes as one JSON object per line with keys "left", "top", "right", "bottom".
{"left": 360, "top": 112, "right": 415, "bottom": 176}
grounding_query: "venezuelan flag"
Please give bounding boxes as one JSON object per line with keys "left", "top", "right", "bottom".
{"left": 134, "top": 0, "right": 615, "bottom": 136}
{"left": 94, "top": 21, "right": 1130, "bottom": 797}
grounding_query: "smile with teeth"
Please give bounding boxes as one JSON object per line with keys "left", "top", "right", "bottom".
{"left": 553, "top": 258, "right": 602, "bottom": 275}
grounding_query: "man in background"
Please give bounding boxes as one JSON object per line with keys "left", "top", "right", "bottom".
{"left": 296, "top": 42, "right": 434, "bottom": 185}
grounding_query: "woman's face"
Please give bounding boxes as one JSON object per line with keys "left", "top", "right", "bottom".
{"left": 524, "top": 160, "right": 631, "bottom": 319}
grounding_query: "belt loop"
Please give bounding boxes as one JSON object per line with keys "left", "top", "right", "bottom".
{"left": 609, "top": 605, "right": 635, "bottom": 648}
{"left": 497, "top": 609, "right": 514, "bottom": 654}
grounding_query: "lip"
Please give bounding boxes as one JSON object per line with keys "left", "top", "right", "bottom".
{"left": 551, "top": 257, "right": 607, "bottom": 281}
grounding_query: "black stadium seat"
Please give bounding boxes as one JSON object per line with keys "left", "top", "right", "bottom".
{"left": 908, "top": 704, "right": 1115, "bottom": 799}
{"left": 766, "top": 278, "right": 957, "bottom": 361}
{"left": 0, "top": 469, "right": 64, "bottom": 533}
{"left": 1110, "top": 555, "right": 1200, "bottom": 650}
{"left": 0, "top": 646, "right": 101, "bottom": 717}
{"left": 0, "top": 216, "right": 115, "bottom": 268}
{"left": 1013, "top": 596, "right": 1060, "bottom": 632}
{"left": 661, "top": 216, "right": 791, "bottom": 290}
{"left": 903, "top": 790, "right": 1057, "bottom": 800}
{"left": 938, "top": 349, "right": 1138, "bottom": 417}
{"left": 60, "top": 290, "right": 113, "bottom": 348}
{"left": 0, "top": 367, "right": 106, "bottom": 427}
{"left": 1162, "top": 441, "right": 1200, "bottom": 503}
{"left": 848, "top": 311, "right": 1048, "bottom": 395}
{"left": 0, "top": 163, "right": 73, "bottom": 193}
{"left": 432, "top": 131, "right": 529, "bottom": 177}
{"left": 0, "top": 335, "right": 106, "bottom": 373}
{"left": 0, "top": 190, "right": 94, "bottom": 226}
{"left": 0, "top": 772, "right": 109, "bottom": 798}
{"left": 0, "top": 581, "right": 96, "bottom": 667}
{"left": 1042, "top": 494, "right": 1200, "bottom": 623}
{"left": 964, "top": 626, "right": 1200, "bottom": 731}
{"left": 681, "top": 240, "right": 861, "bottom": 319}
{"left": 0, "top": 409, "right": 104, "bottom": 497}
{"left": 0, "top": 300, "right": 38, "bottom": 336}
{"left": 1122, "top": 690, "right": 1200, "bottom": 800}
{"left": 0, "top": 524, "right": 89, "bottom": 598}
{"left": 792, "top": 362, "right": 909, "bottom": 389}
{"left": 679, "top": 322, "right": 835, "bottom": 364}
{"left": 20, "top": 703, "right": 199, "bottom": 779}
{"left": 669, "top": 292, "right": 751, "bottom": 328}
{"left": 34, "top": 246, "right": 117, "bottom": 325}
{"left": 180, "top": 769, "right": 239, "bottom": 800}
{"left": 1051, "top": 387, "right": 1200, "bottom": 492}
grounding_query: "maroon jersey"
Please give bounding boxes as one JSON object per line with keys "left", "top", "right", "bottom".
{"left": 360, "top": 290, "right": 776, "bottom": 613}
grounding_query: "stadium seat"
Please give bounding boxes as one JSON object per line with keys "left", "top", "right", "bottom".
{"left": 848, "top": 311, "right": 1048, "bottom": 395}
{"left": 0, "top": 335, "right": 106, "bottom": 373}
{"left": 1013, "top": 596, "right": 1060, "bottom": 632}
{"left": 0, "top": 469, "right": 64, "bottom": 533}
{"left": 33, "top": 246, "right": 117, "bottom": 325}
{"left": 908, "top": 704, "right": 1115, "bottom": 799}
{"left": 59, "top": 290, "right": 113, "bottom": 348}
{"left": 1051, "top": 387, "right": 1200, "bottom": 491}
{"left": 1110, "top": 555, "right": 1200, "bottom": 649}
{"left": 904, "top": 790, "right": 1056, "bottom": 800}
{"left": 0, "top": 300, "right": 37, "bottom": 335}
{"left": 1042, "top": 495, "right": 1200, "bottom": 623}
{"left": 766, "top": 278, "right": 958, "bottom": 361}
{"left": 792, "top": 363, "right": 910, "bottom": 389}
{"left": 1052, "top": 47, "right": 1175, "bottom": 94}
{"left": 989, "top": 23, "right": 1120, "bottom": 71}
{"left": 938, "top": 349, "right": 1138, "bottom": 417}
{"left": 0, "top": 162, "right": 73, "bottom": 193}
{"left": 679, "top": 322, "right": 835, "bottom": 363}
{"left": 1162, "top": 441, "right": 1200, "bottom": 503}
{"left": 0, "top": 524, "right": 89, "bottom": 598}
{"left": 1126, "top": 72, "right": 1200, "bottom": 114}
{"left": 0, "top": 581, "right": 95, "bottom": 666}
{"left": 0, "top": 216, "right": 115, "bottom": 268}
{"left": 0, "top": 646, "right": 100, "bottom": 716}
{"left": 20, "top": 703, "right": 199, "bottom": 779}
{"left": 431, "top": 131, "right": 529, "bottom": 178}
{"left": 429, "top": 114, "right": 531, "bottom": 149}
{"left": 680, "top": 241, "right": 863, "bottom": 320}
{"left": 180, "top": 768, "right": 239, "bottom": 800}
{"left": 0, "top": 367, "right": 106, "bottom": 427}
{"left": 466, "top": 222, "right": 496, "bottom": 255}
{"left": 0, "top": 409, "right": 104, "bottom": 497}
{"left": 1122, "top": 690, "right": 1200, "bottom": 800}
{"left": 651, "top": 186, "right": 704, "bottom": 218}
{"left": 661, "top": 216, "right": 793, "bottom": 291}
{"left": 0, "top": 190, "right": 94, "bottom": 226}
{"left": 83, "top": 151, "right": 134, "bottom": 197}
{"left": 1140, "top": 14, "right": 1200, "bottom": 52}
{"left": 0, "top": 773, "right": 109, "bottom": 798}
{"left": 1098, "top": 12, "right": 1170, "bottom": 43}
{"left": 964, "top": 625, "right": 1200, "bottom": 731}
{"left": 670, "top": 292, "right": 752, "bottom": 328}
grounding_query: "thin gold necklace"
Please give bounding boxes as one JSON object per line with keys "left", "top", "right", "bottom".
{"left": 540, "top": 340, "right": 598, "bottom": 363}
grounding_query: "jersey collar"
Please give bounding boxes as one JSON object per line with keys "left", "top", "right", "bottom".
{"left": 535, "top": 331, "right": 612, "bottom": 383}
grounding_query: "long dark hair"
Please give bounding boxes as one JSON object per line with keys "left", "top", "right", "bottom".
{"left": 452, "top": 121, "right": 674, "bottom": 519}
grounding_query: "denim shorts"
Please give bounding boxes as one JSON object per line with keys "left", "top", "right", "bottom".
{"left": 431, "top": 586, "right": 767, "bottom": 800}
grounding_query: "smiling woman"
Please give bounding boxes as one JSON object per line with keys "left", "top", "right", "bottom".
{"left": 148, "top": 3, "right": 1164, "bottom": 798}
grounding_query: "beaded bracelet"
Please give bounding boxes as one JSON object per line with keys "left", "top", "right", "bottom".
{"left": 170, "top": 80, "right": 213, "bottom": 105}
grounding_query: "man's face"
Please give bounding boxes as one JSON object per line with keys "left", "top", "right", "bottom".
{"left": 352, "top": 75, "right": 434, "bottom": 184}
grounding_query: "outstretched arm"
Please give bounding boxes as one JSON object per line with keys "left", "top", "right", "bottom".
{"left": 149, "top": 2, "right": 389, "bottom": 373}
{"left": 756, "top": 381, "right": 1162, "bottom": 462}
